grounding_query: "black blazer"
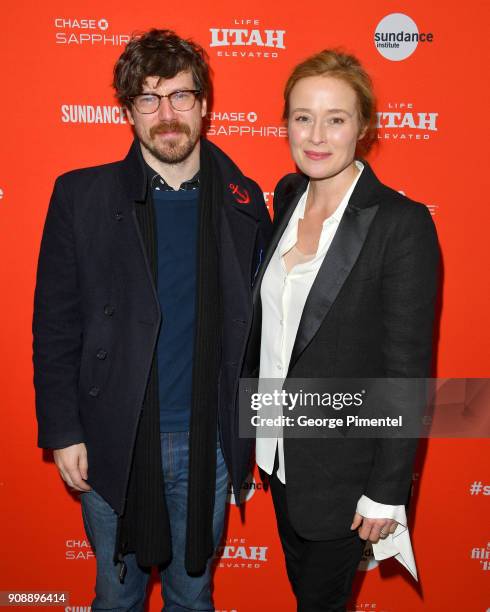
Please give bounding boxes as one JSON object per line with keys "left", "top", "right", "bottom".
{"left": 33, "top": 139, "right": 272, "bottom": 513}
{"left": 247, "top": 161, "right": 439, "bottom": 540}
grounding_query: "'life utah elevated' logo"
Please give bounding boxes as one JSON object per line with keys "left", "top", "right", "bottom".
{"left": 377, "top": 102, "right": 438, "bottom": 141}
{"left": 209, "top": 18, "right": 285, "bottom": 59}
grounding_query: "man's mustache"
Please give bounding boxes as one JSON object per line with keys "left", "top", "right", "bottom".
{"left": 150, "top": 121, "right": 191, "bottom": 138}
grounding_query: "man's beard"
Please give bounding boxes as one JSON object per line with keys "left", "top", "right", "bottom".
{"left": 141, "top": 120, "right": 199, "bottom": 164}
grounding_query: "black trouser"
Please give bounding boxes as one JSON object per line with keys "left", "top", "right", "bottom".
{"left": 270, "top": 472, "right": 365, "bottom": 612}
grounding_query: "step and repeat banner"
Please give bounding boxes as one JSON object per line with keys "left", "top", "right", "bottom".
{"left": 1, "top": 1, "right": 489, "bottom": 611}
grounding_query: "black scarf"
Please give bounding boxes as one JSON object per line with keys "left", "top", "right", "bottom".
{"left": 115, "top": 140, "right": 222, "bottom": 579}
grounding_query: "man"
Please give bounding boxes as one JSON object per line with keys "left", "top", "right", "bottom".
{"left": 33, "top": 29, "right": 271, "bottom": 610}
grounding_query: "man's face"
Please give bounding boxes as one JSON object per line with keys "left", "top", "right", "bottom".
{"left": 127, "top": 70, "right": 207, "bottom": 165}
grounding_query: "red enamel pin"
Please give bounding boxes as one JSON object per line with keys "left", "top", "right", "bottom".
{"left": 229, "top": 183, "right": 250, "bottom": 204}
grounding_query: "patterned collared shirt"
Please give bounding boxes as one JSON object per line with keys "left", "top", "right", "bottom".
{"left": 147, "top": 164, "right": 200, "bottom": 192}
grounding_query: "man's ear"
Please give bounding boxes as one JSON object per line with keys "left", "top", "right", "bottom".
{"left": 201, "top": 97, "right": 207, "bottom": 118}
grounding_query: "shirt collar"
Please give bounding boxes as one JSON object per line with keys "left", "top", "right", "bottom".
{"left": 297, "top": 160, "right": 364, "bottom": 223}
{"left": 331, "top": 160, "right": 364, "bottom": 222}
{"left": 278, "top": 160, "right": 365, "bottom": 256}
{"left": 144, "top": 161, "right": 200, "bottom": 192}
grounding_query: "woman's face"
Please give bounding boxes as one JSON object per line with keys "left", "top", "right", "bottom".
{"left": 287, "top": 75, "right": 366, "bottom": 181}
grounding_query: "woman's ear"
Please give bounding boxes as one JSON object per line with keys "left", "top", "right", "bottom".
{"left": 358, "top": 123, "right": 368, "bottom": 141}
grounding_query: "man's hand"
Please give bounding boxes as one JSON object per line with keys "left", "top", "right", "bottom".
{"left": 351, "top": 512, "right": 397, "bottom": 542}
{"left": 53, "top": 443, "right": 91, "bottom": 492}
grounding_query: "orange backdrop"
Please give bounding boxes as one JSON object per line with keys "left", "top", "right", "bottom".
{"left": 1, "top": 1, "right": 489, "bottom": 611}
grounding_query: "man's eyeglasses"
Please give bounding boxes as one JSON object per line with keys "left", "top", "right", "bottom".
{"left": 129, "top": 90, "right": 201, "bottom": 114}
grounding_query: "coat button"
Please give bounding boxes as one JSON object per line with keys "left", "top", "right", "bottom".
{"left": 96, "top": 349, "right": 107, "bottom": 360}
{"left": 88, "top": 387, "right": 100, "bottom": 397}
{"left": 104, "top": 304, "right": 115, "bottom": 316}
{"left": 115, "top": 211, "right": 124, "bottom": 221}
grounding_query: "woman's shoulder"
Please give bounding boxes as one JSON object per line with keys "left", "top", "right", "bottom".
{"left": 273, "top": 173, "right": 308, "bottom": 213}
{"left": 274, "top": 172, "right": 307, "bottom": 196}
{"left": 359, "top": 162, "right": 433, "bottom": 228}
{"left": 372, "top": 180, "right": 437, "bottom": 241}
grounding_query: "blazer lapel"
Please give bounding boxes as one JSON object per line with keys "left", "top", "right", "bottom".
{"left": 252, "top": 176, "right": 308, "bottom": 306}
{"left": 288, "top": 162, "right": 381, "bottom": 372}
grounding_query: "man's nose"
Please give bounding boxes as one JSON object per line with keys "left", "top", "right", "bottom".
{"left": 157, "top": 96, "right": 177, "bottom": 121}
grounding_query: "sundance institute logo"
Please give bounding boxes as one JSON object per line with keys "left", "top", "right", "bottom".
{"left": 227, "top": 474, "right": 262, "bottom": 504}
{"left": 374, "top": 13, "right": 434, "bottom": 61}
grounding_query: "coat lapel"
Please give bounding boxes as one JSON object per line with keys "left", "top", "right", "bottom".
{"left": 252, "top": 175, "right": 308, "bottom": 305}
{"left": 221, "top": 204, "right": 259, "bottom": 290}
{"left": 202, "top": 137, "right": 262, "bottom": 291}
{"left": 116, "top": 140, "right": 161, "bottom": 319}
{"left": 118, "top": 138, "right": 148, "bottom": 204}
{"left": 288, "top": 162, "right": 382, "bottom": 372}
{"left": 243, "top": 176, "right": 307, "bottom": 376}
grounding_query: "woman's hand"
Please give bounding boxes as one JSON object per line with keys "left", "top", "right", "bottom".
{"left": 351, "top": 512, "right": 397, "bottom": 542}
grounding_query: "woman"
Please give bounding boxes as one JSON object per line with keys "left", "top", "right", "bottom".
{"left": 252, "top": 50, "right": 439, "bottom": 610}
